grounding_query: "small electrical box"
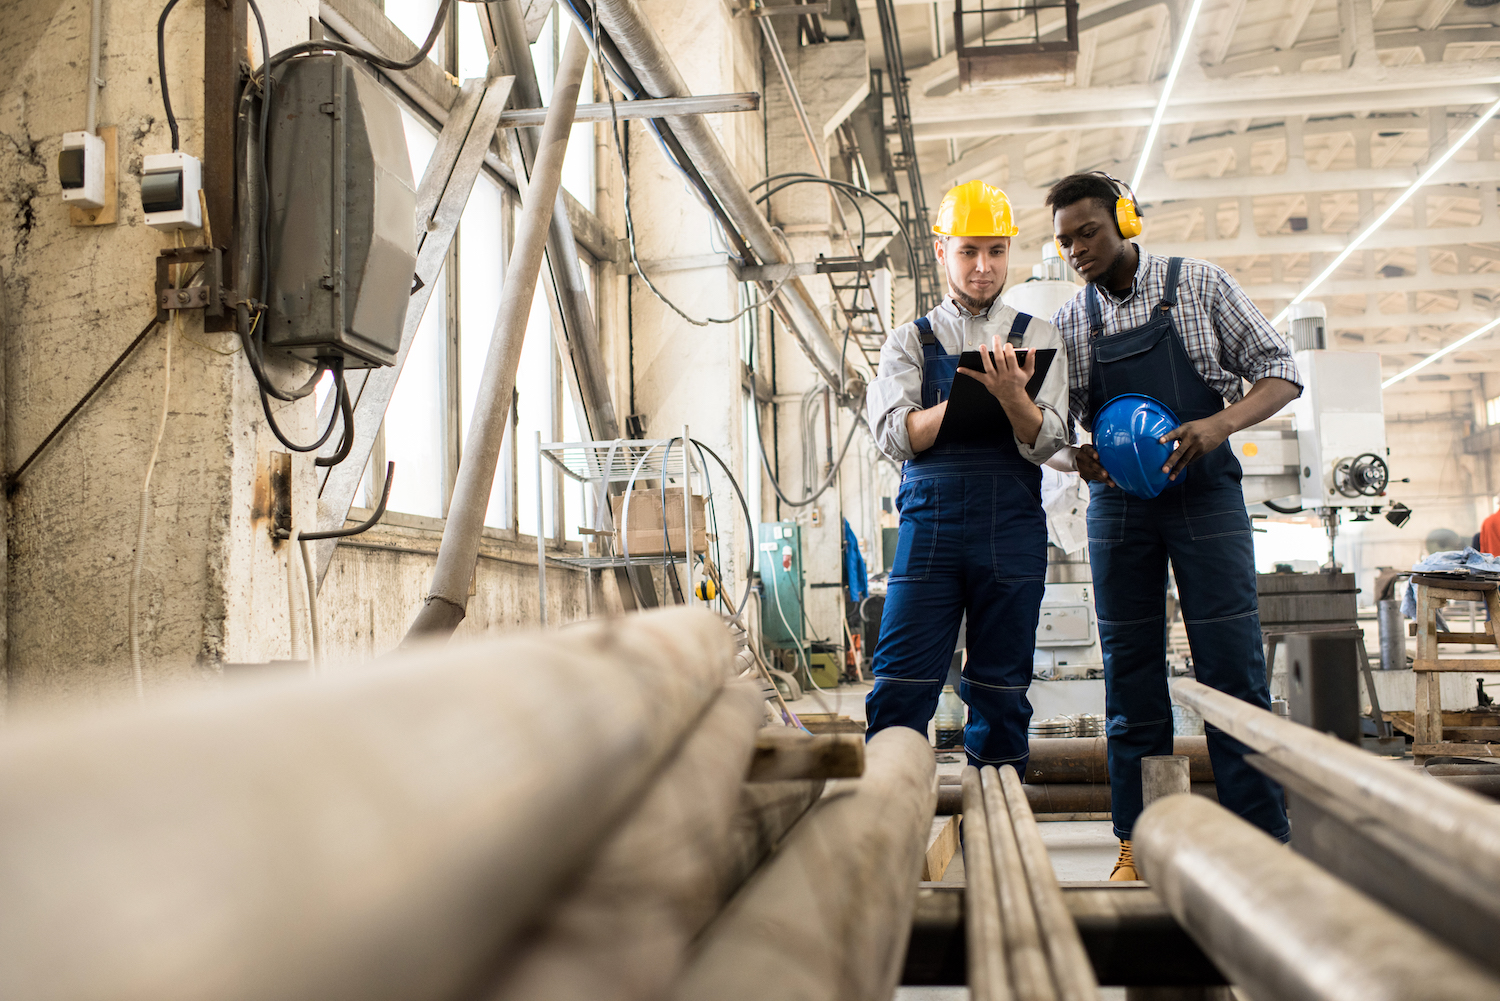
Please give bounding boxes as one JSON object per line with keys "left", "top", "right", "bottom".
{"left": 141, "top": 152, "right": 203, "bottom": 230}
{"left": 58, "top": 131, "right": 106, "bottom": 209}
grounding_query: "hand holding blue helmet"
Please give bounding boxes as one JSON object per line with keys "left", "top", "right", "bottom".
{"left": 1092, "top": 394, "right": 1186, "bottom": 499}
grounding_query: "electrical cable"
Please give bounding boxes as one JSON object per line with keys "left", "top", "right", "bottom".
{"left": 258, "top": 361, "right": 349, "bottom": 454}
{"left": 8, "top": 314, "right": 161, "bottom": 494}
{"left": 589, "top": 13, "right": 792, "bottom": 327}
{"left": 746, "top": 322, "right": 860, "bottom": 507}
{"left": 130, "top": 310, "right": 176, "bottom": 702}
{"left": 1264, "top": 500, "right": 1304, "bottom": 515}
{"left": 750, "top": 173, "right": 918, "bottom": 276}
{"left": 156, "top": 0, "right": 183, "bottom": 150}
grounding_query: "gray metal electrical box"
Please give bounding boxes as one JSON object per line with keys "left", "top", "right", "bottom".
{"left": 264, "top": 53, "right": 416, "bottom": 368}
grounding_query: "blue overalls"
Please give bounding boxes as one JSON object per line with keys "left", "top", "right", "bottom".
{"left": 1082, "top": 257, "right": 1288, "bottom": 841}
{"left": 866, "top": 311, "right": 1047, "bottom": 770}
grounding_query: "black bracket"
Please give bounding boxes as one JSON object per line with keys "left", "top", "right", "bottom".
{"left": 156, "top": 245, "right": 228, "bottom": 324}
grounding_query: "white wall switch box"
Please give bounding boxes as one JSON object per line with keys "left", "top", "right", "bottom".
{"left": 59, "top": 131, "right": 106, "bottom": 209}
{"left": 141, "top": 152, "right": 203, "bottom": 231}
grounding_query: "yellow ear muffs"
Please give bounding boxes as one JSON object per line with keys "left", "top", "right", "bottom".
{"left": 1115, "top": 196, "right": 1143, "bottom": 239}
{"left": 1054, "top": 237, "right": 1065, "bottom": 260}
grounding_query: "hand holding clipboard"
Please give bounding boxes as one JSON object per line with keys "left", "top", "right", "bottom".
{"left": 935, "top": 339, "right": 1056, "bottom": 447}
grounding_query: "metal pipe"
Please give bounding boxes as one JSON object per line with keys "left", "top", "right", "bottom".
{"left": 487, "top": 682, "right": 821, "bottom": 1001}
{"left": 1023, "top": 737, "right": 1214, "bottom": 785}
{"left": 406, "top": 26, "right": 590, "bottom": 639}
{"left": 1135, "top": 795, "right": 1500, "bottom": 1001}
{"left": 0, "top": 607, "right": 733, "bottom": 1001}
{"left": 591, "top": 0, "right": 865, "bottom": 400}
{"left": 938, "top": 781, "right": 1219, "bottom": 816}
{"left": 961, "top": 767, "right": 1013, "bottom": 1001}
{"left": 982, "top": 767, "right": 1059, "bottom": 1001}
{"left": 1169, "top": 677, "right": 1500, "bottom": 895}
{"left": 85, "top": 0, "right": 103, "bottom": 133}
{"left": 667, "top": 728, "right": 936, "bottom": 1001}
{"left": 998, "top": 766, "right": 1101, "bottom": 1001}
{"left": 482, "top": 0, "right": 621, "bottom": 443}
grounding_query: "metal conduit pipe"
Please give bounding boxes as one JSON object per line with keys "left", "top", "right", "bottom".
{"left": 590, "top": 0, "right": 866, "bottom": 401}
{"left": 1135, "top": 795, "right": 1500, "bottom": 1001}
{"left": 1021, "top": 737, "right": 1214, "bottom": 785}
{"left": 485, "top": 683, "right": 823, "bottom": 1001}
{"left": 0, "top": 607, "right": 732, "bottom": 1001}
{"left": 405, "top": 25, "right": 590, "bottom": 639}
{"left": 667, "top": 728, "right": 935, "bottom": 1001}
{"left": 1169, "top": 677, "right": 1500, "bottom": 901}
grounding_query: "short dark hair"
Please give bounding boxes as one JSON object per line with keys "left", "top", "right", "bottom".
{"left": 1046, "top": 173, "right": 1120, "bottom": 217}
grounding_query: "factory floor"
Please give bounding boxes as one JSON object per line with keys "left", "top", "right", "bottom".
{"left": 785, "top": 682, "right": 1128, "bottom": 1000}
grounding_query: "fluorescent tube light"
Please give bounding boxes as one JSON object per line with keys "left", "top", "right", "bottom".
{"left": 1130, "top": 0, "right": 1207, "bottom": 193}
{"left": 1274, "top": 95, "right": 1500, "bottom": 328}
{"left": 1381, "top": 317, "right": 1500, "bottom": 389}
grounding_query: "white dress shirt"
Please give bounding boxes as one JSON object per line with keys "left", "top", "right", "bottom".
{"left": 866, "top": 294, "right": 1070, "bottom": 464}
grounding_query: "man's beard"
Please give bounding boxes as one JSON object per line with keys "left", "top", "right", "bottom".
{"left": 1092, "top": 241, "right": 1134, "bottom": 290}
{"left": 951, "top": 281, "right": 1002, "bottom": 314}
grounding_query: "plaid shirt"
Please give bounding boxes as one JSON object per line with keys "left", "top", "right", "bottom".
{"left": 1050, "top": 248, "right": 1301, "bottom": 427}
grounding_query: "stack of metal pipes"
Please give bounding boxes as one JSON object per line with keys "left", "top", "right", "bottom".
{"left": 1130, "top": 679, "right": 1500, "bottom": 1001}
{"left": 961, "top": 764, "right": 1102, "bottom": 1001}
{"left": 937, "top": 736, "right": 1217, "bottom": 817}
{"left": 0, "top": 608, "right": 936, "bottom": 1001}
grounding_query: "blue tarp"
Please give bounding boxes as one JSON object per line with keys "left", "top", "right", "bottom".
{"left": 843, "top": 517, "right": 868, "bottom": 604}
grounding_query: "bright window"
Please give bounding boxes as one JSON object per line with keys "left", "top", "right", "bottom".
{"left": 1487, "top": 395, "right": 1500, "bottom": 427}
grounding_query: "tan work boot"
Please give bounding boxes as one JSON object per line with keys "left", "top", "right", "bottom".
{"left": 1109, "top": 839, "right": 1139, "bottom": 881}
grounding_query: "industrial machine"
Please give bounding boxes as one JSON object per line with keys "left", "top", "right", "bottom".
{"left": 1229, "top": 301, "right": 1409, "bottom": 564}
{"left": 759, "top": 520, "right": 806, "bottom": 654}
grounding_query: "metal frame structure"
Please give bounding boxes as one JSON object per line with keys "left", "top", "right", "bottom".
{"left": 952, "top": 0, "right": 1080, "bottom": 58}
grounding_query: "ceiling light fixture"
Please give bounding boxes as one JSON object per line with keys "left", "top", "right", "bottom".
{"left": 1273, "top": 95, "right": 1500, "bottom": 328}
{"left": 1130, "top": 0, "right": 1208, "bottom": 193}
{"left": 1381, "top": 316, "right": 1500, "bottom": 389}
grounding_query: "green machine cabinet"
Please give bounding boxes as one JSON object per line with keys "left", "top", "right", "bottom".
{"left": 759, "top": 521, "right": 805, "bottom": 650}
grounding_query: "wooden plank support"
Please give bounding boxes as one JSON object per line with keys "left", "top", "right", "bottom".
{"left": 746, "top": 728, "right": 864, "bottom": 782}
{"left": 1411, "top": 658, "right": 1500, "bottom": 672}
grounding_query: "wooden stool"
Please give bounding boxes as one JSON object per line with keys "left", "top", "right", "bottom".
{"left": 1407, "top": 575, "right": 1500, "bottom": 760}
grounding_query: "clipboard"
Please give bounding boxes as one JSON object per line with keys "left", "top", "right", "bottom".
{"left": 933, "top": 347, "right": 1056, "bottom": 447}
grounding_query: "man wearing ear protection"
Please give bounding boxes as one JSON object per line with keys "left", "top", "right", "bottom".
{"left": 1046, "top": 172, "right": 1302, "bottom": 879}
{"left": 863, "top": 179, "right": 1069, "bottom": 772}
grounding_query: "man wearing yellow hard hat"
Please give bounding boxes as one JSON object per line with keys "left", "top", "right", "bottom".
{"left": 864, "top": 179, "right": 1069, "bottom": 772}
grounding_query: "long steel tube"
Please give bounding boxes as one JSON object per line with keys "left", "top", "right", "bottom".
{"left": 1169, "top": 677, "right": 1500, "bottom": 895}
{"left": 962, "top": 766, "right": 1014, "bottom": 1001}
{"left": 998, "top": 766, "right": 1101, "bottom": 1001}
{"left": 406, "top": 26, "right": 590, "bottom": 638}
{"left": 486, "top": 682, "right": 821, "bottom": 1001}
{"left": 668, "top": 728, "right": 935, "bottom": 1001}
{"left": 982, "top": 767, "right": 1058, "bottom": 1001}
{"left": 0, "top": 607, "right": 732, "bottom": 1001}
{"left": 1135, "top": 795, "right": 1500, "bottom": 1001}
{"left": 591, "top": 0, "right": 865, "bottom": 398}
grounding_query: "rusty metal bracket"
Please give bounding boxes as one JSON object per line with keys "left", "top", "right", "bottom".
{"left": 155, "top": 246, "right": 227, "bottom": 323}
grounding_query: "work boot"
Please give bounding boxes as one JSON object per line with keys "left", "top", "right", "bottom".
{"left": 1109, "top": 839, "right": 1138, "bottom": 881}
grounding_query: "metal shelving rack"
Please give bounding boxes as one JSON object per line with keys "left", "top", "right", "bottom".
{"left": 534, "top": 426, "right": 705, "bottom": 614}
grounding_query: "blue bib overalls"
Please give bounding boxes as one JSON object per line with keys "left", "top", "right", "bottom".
{"left": 865, "top": 312, "right": 1047, "bottom": 770}
{"left": 1083, "top": 258, "right": 1288, "bottom": 841}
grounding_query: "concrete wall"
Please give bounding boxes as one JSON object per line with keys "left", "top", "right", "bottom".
{"left": 0, "top": 0, "right": 617, "bottom": 714}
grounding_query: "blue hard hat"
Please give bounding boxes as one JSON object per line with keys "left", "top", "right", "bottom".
{"left": 1093, "top": 394, "right": 1183, "bottom": 499}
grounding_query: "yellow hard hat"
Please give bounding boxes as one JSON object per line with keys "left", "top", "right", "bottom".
{"left": 932, "top": 179, "right": 1019, "bottom": 238}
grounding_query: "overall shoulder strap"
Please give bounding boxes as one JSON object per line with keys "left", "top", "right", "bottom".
{"left": 1085, "top": 283, "right": 1104, "bottom": 335}
{"left": 915, "top": 315, "right": 936, "bottom": 345}
{"left": 1155, "top": 257, "right": 1185, "bottom": 314}
{"left": 1008, "top": 311, "right": 1032, "bottom": 345}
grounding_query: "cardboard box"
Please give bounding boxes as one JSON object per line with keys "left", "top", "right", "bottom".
{"left": 611, "top": 489, "right": 707, "bottom": 556}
